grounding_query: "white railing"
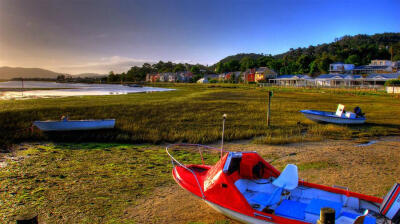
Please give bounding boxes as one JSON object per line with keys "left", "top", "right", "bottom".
{"left": 166, "top": 143, "right": 224, "bottom": 199}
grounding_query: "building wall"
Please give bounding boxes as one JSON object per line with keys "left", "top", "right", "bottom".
{"left": 386, "top": 86, "right": 400, "bottom": 93}
{"left": 370, "top": 60, "right": 392, "bottom": 66}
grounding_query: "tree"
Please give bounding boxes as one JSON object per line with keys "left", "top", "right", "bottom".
{"left": 257, "top": 56, "right": 273, "bottom": 67}
{"left": 296, "top": 54, "right": 314, "bottom": 74}
{"left": 345, "top": 54, "right": 361, "bottom": 65}
{"left": 228, "top": 73, "right": 236, "bottom": 83}
{"left": 107, "top": 71, "right": 119, "bottom": 82}
{"left": 190, "top": 65, "right": 200, "bottom": 75}
{"left": 224, "top": 59, "right": 240, "bottom": 72}
{"left": 57, "top": 75, "right": 66, "bottom": 81}
{"left": 173, "top": 63, "right": 186, "bottom": 72}
{"left": 215, "top": 62, "right": 226, "bottom": 73}
{"left": 240, "top": 57, "right": 257, "bottom": 71}
{"left": 315, "top": 53, "right": 334, "bottom": 73}
{"left": 309, "top": 60, "right": 320, "bottom": 76}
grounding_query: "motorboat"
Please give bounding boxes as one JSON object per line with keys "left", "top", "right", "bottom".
{"left": 167, "top": 144, "right": 400, "bottom": 224}
{"left": 300, "top": 104, "right": 366, "bottom": 124}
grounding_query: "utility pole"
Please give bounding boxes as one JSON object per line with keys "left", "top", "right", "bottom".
{"left": 391, "top": 45, "right": 393, "bottom": 62}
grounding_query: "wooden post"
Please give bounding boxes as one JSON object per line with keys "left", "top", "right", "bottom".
{"left": 317, "top": 207, "right": 335, "bottom": 224}
{"left": 21, "top": 78, "right": 24, "bottom": 97}
{"left": 267, "top": 91, "right": 272, "bottom": 127}
{"left": 221, "top": 114, "right": 227, "bottom": 158}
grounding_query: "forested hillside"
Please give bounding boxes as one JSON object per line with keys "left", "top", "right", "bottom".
{"left": 106, "top": 33, "right": 400, "bottom": 81}
{"left": 214, "top": 33, "right": 400, "bottom": 76}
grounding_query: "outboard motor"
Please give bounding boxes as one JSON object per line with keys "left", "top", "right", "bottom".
{"left": 354, "top": 106, "right": 364, "bottom": 118}
{"left": 380, "top": 183, "right": 400, "bottom": 223}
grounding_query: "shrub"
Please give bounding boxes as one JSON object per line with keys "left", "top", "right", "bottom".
{"left": 385, "top": 79, "right": 400, "bottom": 86}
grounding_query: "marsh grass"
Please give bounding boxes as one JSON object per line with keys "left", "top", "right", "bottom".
{"left": 0, "top": 143, "right": 220, "bottom": 223}
{"left": 0, "top": 84, "right": 399, "bottom": 146}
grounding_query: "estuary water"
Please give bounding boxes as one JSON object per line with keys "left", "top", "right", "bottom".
{"left": 0, "top": 81, "right": 174, "bottom": 99}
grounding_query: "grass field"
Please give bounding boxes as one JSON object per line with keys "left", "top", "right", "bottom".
{"left": 1, "top": 139, "right": 400, "bottom": 223}
{"left": 0, "top": 84, "right": 399, "bottom": 147}
{"left": 1, "top": 84, "right": 400, "bottom": 223}
{"left": 0, "top": 143, "right": 220, "bottom": 223}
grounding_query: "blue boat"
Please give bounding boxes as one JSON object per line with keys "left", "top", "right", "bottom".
{"left": 300, "top": 104, "right": 366, "bottom": 124}
{"left": 33, "top": 119, "right": 115, "bottom": 131}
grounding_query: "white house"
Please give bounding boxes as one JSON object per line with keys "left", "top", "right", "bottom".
{"left": 197, "top": 77, "right": 209, "bottom": 83}
{"left": 370, "top": 60, "right": 393, "bottom": 66}
{"left": 270, "top": 74, "right": 312, "bottom": 86}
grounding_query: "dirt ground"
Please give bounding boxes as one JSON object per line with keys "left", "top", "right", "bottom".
{"left": 130, "top": 137, "right": 400, "bottom": 224}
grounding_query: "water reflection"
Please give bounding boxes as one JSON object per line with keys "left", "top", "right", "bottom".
{"left": 0, "top": 81, "right": 174, "bottom": 99}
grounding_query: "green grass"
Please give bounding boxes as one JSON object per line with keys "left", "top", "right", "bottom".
{"left": 0, "top": 83, "right": 399, "bottom": 147}
{"left": 0, "top": 143, "right": 220, "bottom": 223}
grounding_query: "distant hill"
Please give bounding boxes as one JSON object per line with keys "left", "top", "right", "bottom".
{"left": 217, "top": 53, "right": 264, "bottom": 65}
{"left": 214, "top": 32, "right": 400, "bottom": 75}
{"left": 0, "top": 67, "right": 63, "bottom": 79}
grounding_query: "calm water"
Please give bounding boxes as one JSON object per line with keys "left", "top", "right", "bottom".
{"left": 0, "top": 81, "right": 174, "bottom": 99}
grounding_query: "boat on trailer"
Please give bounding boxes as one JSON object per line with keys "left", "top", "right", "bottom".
{"left": 33, "top": 118, "right": 115, "bottom": 131}
{"left": 167, "top": 144, "right": 400, "bottom": 224}
{"left": 300, "top": 104, "right": 366, "bottom": 124}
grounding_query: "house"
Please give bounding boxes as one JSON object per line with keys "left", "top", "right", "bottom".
{"left": 218, "top": 73, "right": 227, "bottom": 81}
{"left": 392, "top": 61, "right": 400, "bottom": 73}
{"left": 146, "top": 73, "right": 160, "bottom": 82}
{"left": 364, "top": 73, "right": 400, "bottom": 86}
{"left": 183, "top": 72, "right": 194, "bottom": 82}
{"left": 167, "top": 73, "right": 177, "bottom": 82}
{"left": 242, "top": 68, "right": 256, "bottom": 83}
{"left": 370, "top": 60, "right": 393, "bottom": 66}
{"left": 270, "top": 74, "right": 312, "bottom": 86}
{"left": 197, "top": 77, "right": 209, "bottom": 83}
{"left": 204, "top": 74, "right": 219, "bottom": 80}
{"left": 255, "top": 67, "right": 277, "bottom": 82}
{"left": 352, "top": 60, "right": 396, "bottom": 74}
{"left": 314, "top": 74, "right": 360, "bottom": 87}
{"left": 232, "top": 71, "right": 242, "bottom": 82}
{"left": 329, "top": 62, "right": 355, "bottom": 74}
{"left": 158, "top": 73, "right": 171, "bottom": 82}
{"left": 352, "top": 65, "right": 393, "bottom": 74}
{"left": 224, "top": 71, "right": 241, "bottom": 82}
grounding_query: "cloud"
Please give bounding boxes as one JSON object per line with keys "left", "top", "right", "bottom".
{"left": 58, "top": 56, "right": 155, "bottom": 74}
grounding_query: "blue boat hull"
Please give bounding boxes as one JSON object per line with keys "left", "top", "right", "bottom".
{"left": 33, "top": 119, "right": 116, "bottom": 131}
{"left": 300, "top": 110, "right": 366, "bottom": 124}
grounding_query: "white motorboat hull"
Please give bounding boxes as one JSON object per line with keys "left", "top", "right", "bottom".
{"left": 205, "top": 200, "right": 273, "bottom": 224}
{"left": 33, "top": 119, "right": 115, "bottom": 131}
{"left": 302, "top": 113, "right": 365, "bottom": 124}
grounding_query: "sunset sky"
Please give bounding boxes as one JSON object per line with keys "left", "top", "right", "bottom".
{"left": 1, "top": 0, "right": 399, "bottom": 74}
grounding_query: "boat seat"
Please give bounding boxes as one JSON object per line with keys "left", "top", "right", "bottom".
{"left": 275, "top": 199, "right": 307, "bottom": 220}
{"left": 272, "top": 164, "right": 298, "bottom": 190}
{"left": 336, "top": 212, "right": 376, "bottom": 224}
{"left": 254, "top": 164, "right": 299, "bottom": 207}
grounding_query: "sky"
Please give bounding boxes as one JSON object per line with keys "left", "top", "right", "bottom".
{"left": 0, "top": 0, "right": 399, "bottom": 75}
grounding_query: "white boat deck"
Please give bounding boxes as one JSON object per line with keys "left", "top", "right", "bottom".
{"left": 234, "top": 178, "right": 382, "bottom": 223}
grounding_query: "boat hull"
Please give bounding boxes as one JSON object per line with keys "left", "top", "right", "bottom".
{"left": 33, "top": 119, "right": 115, "bottom": 131}
{"left": 167, "top": 144, "right": 384, "bottom": 224}
{"left": 205, "top": 200, "right": 273, "bottom": 224}
{"left": 300, "top": 110, "right": 366, "bottom": 124}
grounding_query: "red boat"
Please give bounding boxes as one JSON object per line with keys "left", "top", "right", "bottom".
{"left": 167, "top": 144, "right": 400, "bottom": 224}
